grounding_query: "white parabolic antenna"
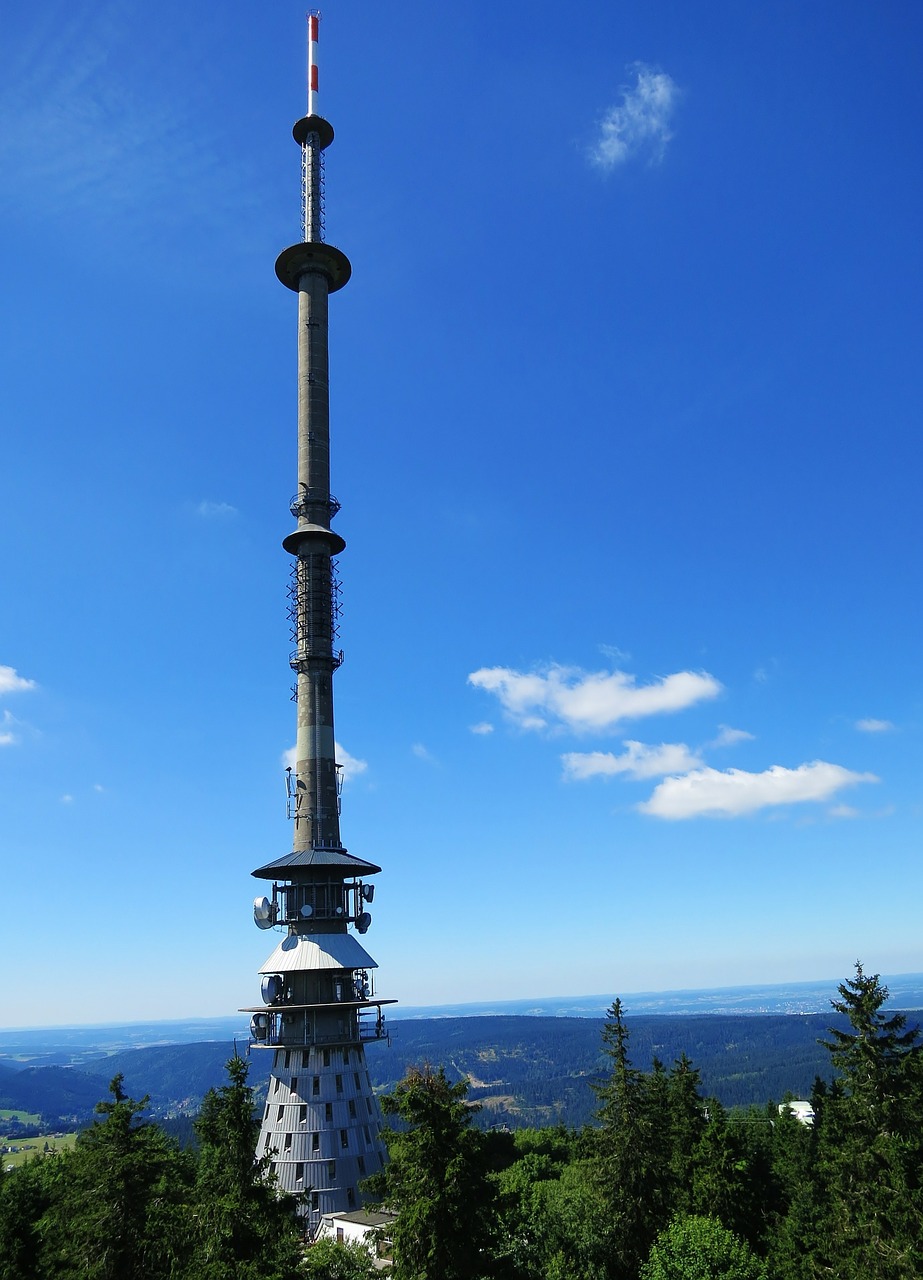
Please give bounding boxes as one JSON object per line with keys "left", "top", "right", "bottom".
{"left": 253, "top": 896, "right": 275, "bottom": 929}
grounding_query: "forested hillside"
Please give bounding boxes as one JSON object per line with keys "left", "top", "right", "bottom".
{"left": 0, "top": 1009, "right": 877, "bottom": 1132}
{"left": 2, "top": 964, "right": 921, "bottom": 1279}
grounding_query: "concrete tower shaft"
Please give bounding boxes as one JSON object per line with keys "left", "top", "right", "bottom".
{"left": 277, "top": 115, "right": 350, "bottom": 856}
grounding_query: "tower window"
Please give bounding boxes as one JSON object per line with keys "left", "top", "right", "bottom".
{"left": 348, "top": 1100, "right": 357, "bottom": 1118}
{"left": 347, "top": 1187, "right": 356, "bottom": 1208}
{"left": 311, "top": 1192, "right": 319, "bottom": 1211}
{"left": 357, "top": 1155, "right": 366, "bottom": 1174}
{"left": 328, "top": 1160, "right": 336, "bottom": 1178}
{"left": 302, "top": 1051, "right": 310, "bottom": 1069}
{"left": 284, "top": 1051, "right": 291, "bottom": 1068}
{"left": 283, "top": 1134, "right": 292, "bottom": 1153}
{"left": 312, "top": 1076, "right": 320, "bottom": 1096}
{"left": 299, "top": 1105, "right": 307, "bottom": 1124}
{"left": 364, "top": 1126, "right": 371, "bottom": 1144}
{"left": 325, "top": 1103, "right": 332, "bottom": 1121}
{"left": 366, "top": 1097, "right": 372, "bottom": 1115}
{"left": 340, "top": 1129, "right": 348, "bottom": 1149}
{"left": 312, "top": 1132, "right": 320, "bottom": 1151}
{"left": 335, "top": 1075, "right": 343, "bottom": 1094}
{"left": 323, "top": 1049, "right": 330, "bottom": 1066}
{"left": 277, "top": 1106, "right": 284, "bottom": 1122}
{"left": 295, "top": 1163, "right": 304, "bottom": 1185}
{"left": 354, "top": 1072, "right": 361, "bottom": 1089}
{"left": 290, "top": 1077, "right": 298, "bottom": 1097}
{"left": 343, "top": 1049, "right": 350, "bottom": 1065}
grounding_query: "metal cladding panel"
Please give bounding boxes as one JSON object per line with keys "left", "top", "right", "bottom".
{"left": 259, "top": 932, "right": 377, "bottom": 974}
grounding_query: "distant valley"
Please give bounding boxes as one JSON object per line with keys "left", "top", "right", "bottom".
{"left": 3, "top": 975, "right": 921, "bottom": 1135}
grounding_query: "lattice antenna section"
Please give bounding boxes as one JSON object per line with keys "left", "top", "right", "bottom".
{"left": 288, "top": 557, "right": 343, "bottom": 677}
{"left": 302, "top": 136, "right": 326, "bottom": 243}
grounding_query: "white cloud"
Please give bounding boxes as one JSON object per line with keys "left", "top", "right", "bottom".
{"left": 412, "top": 743, "right": 435, "bottom": 763}
{"left": 855, "top": 718, "right": 894, "bottom": 734}
{"left": 336, "top": 744, "right": 368, "bottom": 782}
{"left": 0, "top": 710, "right": 20, "bottom": 746}
{"left": 60, "top": 794, "right": 74, "bottom": 805}
{"left": 562, "top": 740, "right": 703, "bottom": 782}
{"left": 710, "top": 724, "right": 755, "bottom": 748}
{"left": 0, "top": 665, "right": 36, "bottom": 695}
{"left": 282, "top": 742, "right": 368, "bottom": 782}
{"left": 467, "top": 663, "right": 721, "bottom": 733}
{"left": 469, "top": 722, "right": 494, "bottom": 736}
{"left": 195, "top": 500, "right": 237, "bottom": 519}
{"left": 640, "top": 761, "right": 878, "bottom": 820}
{"left": 591, "top": 64, "right": 679, "bottom": 170}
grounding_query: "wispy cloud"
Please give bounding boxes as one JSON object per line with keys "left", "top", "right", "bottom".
{"left": 282, "top": 742, "right": 368, "bottom": 783}
{"left": 468, "top": 663, "right": 721, "bottom": 734}
{"left": 0, "top": 5, "right": 265, "bottom": 245}
{"left": 562, "top": 740, "right": 703, "bottom": 782}
{"left": 640, "top": 761, "right": 878, "bottom": 820}
{"left": 829, "top": 804, "right": 860, "bottom": 820}
{"left": 469, "top": 722, "right": 494, "bottom": 736}
{"left": 412, "top": 743, "right": 436, "bottom": 763}
{"left": 0, "top": 665, "right": 36, "bottom": 695}
{"left": 710, "top": 724, "right": 755, "bottom": 749}
{"left": 0, "top": 711, "right": 19, "bottom": 747}
{"left": 591, "top": 64, "right": 679, "bottom": 170}
{"left": 195, "top": 500, "right": 238, "bottom": 519}
{"left": 855, "top": 718, "right": 895, "bottom": 734}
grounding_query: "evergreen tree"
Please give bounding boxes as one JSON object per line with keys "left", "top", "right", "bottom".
{"left": 812, "top": 963, "right": 923, "bottom": 1279}
{"left": 590, "top": 1000, "right": 665, "bottom": 1280}
{"left": 188, "top": 1054, "right": 304, "bottom": 1280}
{"left": 666, "top": 1054, "right": 707, "bottom": 1216}
{"left": 0, "top": 1155, "right": 61, "bottom": 1280}
{"left": 365, "top": 1065, "right": 493, "bottom": 1280}
{"left": 42, "top": 1074, "right": 193, "bottom": 1280}
{"left": 823, "top": 961, "right": 920, "bottom": 1133}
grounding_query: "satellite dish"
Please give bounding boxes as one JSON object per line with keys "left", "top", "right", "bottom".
{"left": 253, "top": 896, "right": 275, "bottom": 929}
{"left": 362, "top": 884, "right": 375, "bottom": 903}
{"left": 261, "top": 974, "right": 284, "bottom": 1004}
{"left": 250, "top": 1014, "right": 269, "bottom": 1040}
{"left": 356, "top": 911, "right": 372, "bottom": 934}
{"left": 299, "top": 903, "right": 314, "bottom": 918}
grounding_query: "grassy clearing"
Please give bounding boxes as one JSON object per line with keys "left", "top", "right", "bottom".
{"left": 0, "top": 1109, "right": 42, "bottom": 1124}
{"left": 2, "top": 1133, "right": 77, "bottom": 1169}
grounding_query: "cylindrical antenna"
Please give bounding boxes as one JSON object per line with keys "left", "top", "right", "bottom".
{"left": 307, "top": 11, "right": 320, "bottom": 117}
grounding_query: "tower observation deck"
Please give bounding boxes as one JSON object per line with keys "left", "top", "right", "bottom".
{"left": 243, "top": 14, "right": 394, "bottom": 1231}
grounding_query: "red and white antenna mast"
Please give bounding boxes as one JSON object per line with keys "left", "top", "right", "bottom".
{"left": 307, "top": 10, "right": 320, "bottom": 117}
{"left": 300, "top": 10, "right": 327, "bottom": 243}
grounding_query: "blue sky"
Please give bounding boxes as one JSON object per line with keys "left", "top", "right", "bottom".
{"left": 2, "top": 1, "right": 921, "bottom": 1027}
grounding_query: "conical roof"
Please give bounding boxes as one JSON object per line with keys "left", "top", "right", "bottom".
{"left": 251, "top": 846, "right": 381, "bottom": 881}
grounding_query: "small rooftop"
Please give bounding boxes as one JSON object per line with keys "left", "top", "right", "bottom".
{"left": 319, "top": 1209, "right": 397, "bottom": 1229}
